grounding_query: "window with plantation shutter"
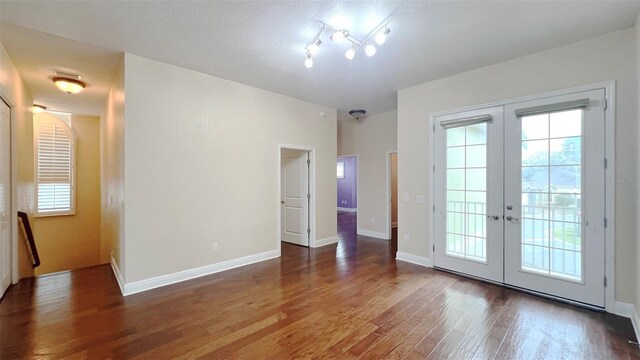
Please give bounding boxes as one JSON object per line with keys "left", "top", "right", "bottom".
{"left": 35, "top": 116, "right": 75, "bottom": 216}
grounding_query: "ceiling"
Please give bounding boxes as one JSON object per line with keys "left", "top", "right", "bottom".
{"left": 1, "top": 1, "right": 639, "bottom": 118}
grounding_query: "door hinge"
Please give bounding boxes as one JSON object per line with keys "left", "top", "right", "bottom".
{"left": 433, "top": 205, "right": 435, "bottom": 212}
{"left": 604, "top": 158, "right": 608, "bottom": 169}
{"left": 604, "top": 217, "right": 608, "bottom": 228}
{"left": 433, "top": 124, "right": 435, "bottom": 132}
{"left": 604, "top": 276, "right": 608, "bottom": 287}
{"left": 433, "top": 244, "right": 435, "bottom": 252}
{"left": 603, "top": 99, "right": 608, "bottom": 110}
{"left": 307, "top": 228, "right": 311, "bottom": 235}
{"left": 307, "top": 193, "right": 311, "bottom": 200}
{"left": 307, "top": 159, "right": 310, "bottom": 165}
{"left": 433, "top": 165, "right": 435, "bottom": 172}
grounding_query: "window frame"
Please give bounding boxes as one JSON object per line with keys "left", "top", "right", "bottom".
{"left": 33, "top": 114, "right": 77, "bottom": 217}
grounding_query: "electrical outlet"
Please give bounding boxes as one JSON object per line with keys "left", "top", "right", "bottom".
{"left": 213, "top": 242, "right": 219, "bottom": 252}
{"left": 416, "top": 195, "right": 425, "bottom": 204}
{"left": 404, "top": 235, "right": 410, "bottom": 243}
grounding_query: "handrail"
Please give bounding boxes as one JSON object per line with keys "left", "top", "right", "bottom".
{"left": 18, "top": 211, "right": 40, "bottom": 268}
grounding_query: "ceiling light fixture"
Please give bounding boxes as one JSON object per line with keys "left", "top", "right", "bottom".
{"left": 375, "top": 26, "right": 391, "bottom": 45}
{"left": 303, "top": 10, "right": 396, "bottom": 68}
{"left": 32, "top": 104, "right": 47, "bottom": 114}
{"left": 364, "top": 43, "right": 377, "bottom": 57}
{"left": 53, "top": 73, "right": 86, "bottom": 94}
{"left": 345, "top": 46, "right": 356, "bottom": 60}
{"left": 305, "top": 53, "right": 314, "bottom": 68}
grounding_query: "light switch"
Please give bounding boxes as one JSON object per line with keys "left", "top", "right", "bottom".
{"left": 416, "top": 195, "right": 425, "bottom": 204}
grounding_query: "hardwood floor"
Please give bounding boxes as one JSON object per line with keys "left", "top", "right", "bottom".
{"left": 2, "top": 211, "right": 638, "bottom": 359}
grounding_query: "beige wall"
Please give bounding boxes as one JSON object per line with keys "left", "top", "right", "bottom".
{"left": 33, "top": 114, "right": 101, "bottom": 275}
{"left": 123, "top": 53, "right": 337, "bottom": 283}
{"left": 398, "top": 28, "right": 638, "bottom": 304}
{"left": 101, "top": 56, "right": 125, "bottom": 275}
{"left": 338, "top": 110, "right": 397, "bottom": 237}
{"left": 0, "top": 42, "right": 35, "bottom": 280}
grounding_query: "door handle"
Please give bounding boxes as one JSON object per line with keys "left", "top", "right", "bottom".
{"left": 487, "top": 215, "right": 500, "bottom": 220}
{"left": 280, "top": 201, "right": 284, "bottom": 204}
{"left": 506, "top": 216, "right": 519, "bottom": 223}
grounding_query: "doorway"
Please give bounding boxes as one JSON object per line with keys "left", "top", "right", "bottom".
{"left": 433, "top": 88, "right": 608, "bottom": 308}
{"left": 280, "top": 147, "right": 312, "bottom": 247}
{"left": 0, "top": 97, "right": 12, "bottom": 297}
{"left": 386, "top": 151, "right": 398, "bottom": 240}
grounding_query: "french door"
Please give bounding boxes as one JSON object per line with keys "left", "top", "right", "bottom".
{"left": 434, "top": 89, "right": 606, "bottom": 307}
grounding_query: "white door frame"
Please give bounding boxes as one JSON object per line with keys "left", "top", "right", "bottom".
{"left": 427, "top": 81, "right": 615, "bottom": 311}
{"left": 277, "top": 144, "right": 316, "bottom": 250}
{"left": 386, "top": 150, "right": 398, "bottom": 240}
{"left": 0, "top": 92, "right": 17, "bottom": 289}
{"left": 337, "top": 154, "right": 359, "bottom": 213}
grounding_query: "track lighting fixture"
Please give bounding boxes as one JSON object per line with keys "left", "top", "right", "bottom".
{"left": 305, "top": 53, "right": 313, "bottom": 68}
{"left": 302, "top": 13, "right": 394, "bottom": 68}
{"left": 364, "top": 43, "right": 376, "bottom": 57}
{"left": 345, "top": 46, "right": 356, "bottom": 60}
{"left": 375, "top": 26, "right": 391, "bottom": 45}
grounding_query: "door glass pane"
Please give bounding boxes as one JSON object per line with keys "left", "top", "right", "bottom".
{"left": 520, "top": 109, "right": 583, "bottom": 281}
{"left": 445, "top": 123, "right": 487, "bottom": 262}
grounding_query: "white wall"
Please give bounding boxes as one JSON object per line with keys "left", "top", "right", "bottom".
{"left": 338, "top": 111, "right": 397, "bottom": 238}
{"left": 635, "top": 12, "right": 640, "bottom": 318}
{"left": 398, "top": 28, "right": 638, "bottom": 304}
{"left": 123, "top": 53, "right": 337, "bottom": 283}
{"left": 0, "top": 42, "right": 35, "bottom": 280}
{"left": 101, "top": 56, "right": 125, "bottom": 277}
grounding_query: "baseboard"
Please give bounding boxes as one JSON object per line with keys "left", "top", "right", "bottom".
{"left": 313, "top": 236, "right": 339, "bottom": 248}
{"left": 122, "top": 249, "right": 280, "bottom": 296}
{"left": 357, "top": 229, "right": 389, "bottom": 240}
{"left": 396, "top": 251, "right": 433, "bottom": 267}
{"left": 612, "top": 301, "right": 640, "bottom": 341}
{"left": 337, "top": 207, "right": 357, "bottom": 212}
{"left": 110, "top": 256, "right": 125, "bottom": 295}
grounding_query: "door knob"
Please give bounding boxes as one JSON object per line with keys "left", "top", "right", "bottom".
{"left": 506, "top": 216, "right": 519, "bottom": 223}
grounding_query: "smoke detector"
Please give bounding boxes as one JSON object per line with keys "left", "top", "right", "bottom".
{"left": 349, "top": 109, "right": 367, "bottom": 120}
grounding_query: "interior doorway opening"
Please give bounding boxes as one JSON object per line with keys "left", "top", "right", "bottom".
{"left": 279, "top": 146, "right": 313, "bottom": 248}
{"left": 387, "top": 151, "right": 398, "bottom": 240}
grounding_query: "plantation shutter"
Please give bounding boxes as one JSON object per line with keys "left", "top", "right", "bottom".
{"left": 36, "top": 118, "right": 74, "bottom": 214}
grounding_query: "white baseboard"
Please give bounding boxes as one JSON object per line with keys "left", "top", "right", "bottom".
{"left": 110, "top": 256, "right": 125, "bottom": 295}
{"left": 612, "top": 301, "right": 640, "bottom": 341}
{"left": 396, "top": 251, "right": 433, "bottom": 267}
{"left": 313, "top": 236, "right": 339, "bottom": 248}
{"left": 337, "top": 207, "right": 357, "bottom": 212}
{"left": 357, "top": 229, "right": 389, "bottom": 240}
{"left": 122, "top": 249, "right": 280, "bottom": 296}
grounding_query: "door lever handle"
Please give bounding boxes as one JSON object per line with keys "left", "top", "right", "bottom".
{"left": 280, "top": 201, "right": 285, "bottom": 204}
{"left": 506, "top": 216, "right": 519, "bottom": 223}
{"left": 487, "top": 215, "right": 500, "bottom": 220}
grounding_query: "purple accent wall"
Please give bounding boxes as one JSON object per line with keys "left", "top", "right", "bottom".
{"left": 337, "top": 156, "right": 357, "bottom": 209}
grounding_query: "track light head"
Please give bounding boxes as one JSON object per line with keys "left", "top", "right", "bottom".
{"left": 345, "top": 46, "right": 356, "bottom": 60}
{"left": 330, "top": 29, "right": 348, "bottom": 43}
{"left": 375, "top": 26, "right": 391, "bottom": 45}
{"left": 304, "top": 52, "right": 313, "bottom": 68}
{"left": 307, "top": 39, "right": 322, "bottom": 55}
{"left": 365, "top": 43, "right": 376, "bottom": 57}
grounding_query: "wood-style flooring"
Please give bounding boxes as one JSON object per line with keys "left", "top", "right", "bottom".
{"left": 1, "top": 211, "right": 638, "bottom": 359}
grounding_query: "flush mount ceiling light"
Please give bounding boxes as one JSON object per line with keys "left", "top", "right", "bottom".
{"left": 348, "top": 109, "right": 367, "bottom": 121}
{"left": 32, "top": 104, "right": 47, "bottom": 114}
{"left": 53, "top": 72, "right": 86, "bottom": 94}
{"left": 303, "top": 11, "right": 396, "bottom": 68}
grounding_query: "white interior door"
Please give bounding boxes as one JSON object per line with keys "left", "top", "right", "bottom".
{"left": 281, "top": 151, "right": 309, "bottom": 246}
{"left": 434, "top": 106, "right": 504, "bottom": 283}
{"left": 0, "top": 99, "right": 11, "bottom": 296}
{"left": 504, "top": 89, "right": 606, "bottom": 307}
